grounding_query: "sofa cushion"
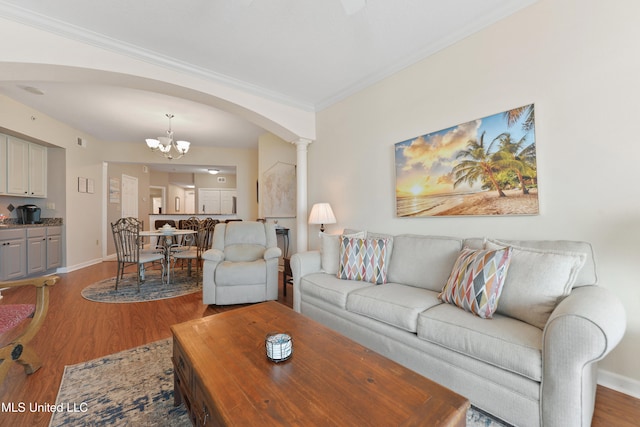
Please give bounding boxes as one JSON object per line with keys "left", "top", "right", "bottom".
{"left": 300, "top": 273, "right": 373, "bottom": 309}
{"left": 224, "top": 222, "right": 267, "bottom": 245}
{"left": 487, "top": 239, "right": 597, "bottom": 287}
{"left": 215, "top": 259, "right": 265, "bottom": 286}
{"left": 387, "top": 235, "right": 463, "bottom": 292}
{"left": 320, "top": 231, "right": 366, "bottom": 274}
{"left": 338, "top": 236, "right": 390, "bottom": 284}
{"left": 486, "top": 239, "right": 586, "bottom": 329}
{"left": 417, "top": 303, "right": 543, "bottom": 381}
{"left": 439, "top": 246, "right": 512, "bottom": 318}
{"left": 224, "top": 244, "right": 265, "bottom": 262}
{"left": 346, "top": 283, "right": 441, "bottom": 332}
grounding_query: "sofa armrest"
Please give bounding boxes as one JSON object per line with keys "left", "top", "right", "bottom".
{"left": 264, "top": 247, "right": 282, "bottom": 260}
{"left": 291, "top": 251, "right": 322, "bottom": 312}
{"left": 542, "top": 285, "right": 626, "bottom": 427}
{"left": 202, "top": 248, "right": 224, "bottom": 263}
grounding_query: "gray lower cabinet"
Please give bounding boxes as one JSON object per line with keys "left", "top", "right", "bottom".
{"left": 46, "top": 226, "right": 62, "bottom": 270}
{"left": 0, "top": 226, "right": 62, "bottom": 280}
{"left": 27, "top": 228, "right": 47, "bottom": 275}
{"left": 0, "top": 229, "right": 27, "bottom": 280}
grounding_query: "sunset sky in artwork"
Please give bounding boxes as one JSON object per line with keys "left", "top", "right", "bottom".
{"left": 395, "top": 107, "right": 531, "bottom": 197}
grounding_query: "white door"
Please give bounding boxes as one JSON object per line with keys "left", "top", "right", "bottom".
{"left": 121, "top": 174, "right": 138, "bottom": 219}
{"left": 185, "top": 190, "right": 196, "bottom": 214}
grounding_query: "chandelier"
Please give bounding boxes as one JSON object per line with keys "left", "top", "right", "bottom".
{"left": 145, "top": 113, "right": 190, "bottom": 160}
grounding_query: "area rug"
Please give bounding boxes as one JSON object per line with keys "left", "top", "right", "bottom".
{"left": 81, "top": 269, "right": 202, "bottom": 303}
{"left": 50, "top": 339, "right": 511, "bottom": 426}
{"left": 49, "top": 338, "right": 188, "bottom": 426}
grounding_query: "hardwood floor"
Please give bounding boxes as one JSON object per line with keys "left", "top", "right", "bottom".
{"left": 0, "top": 262, "right": 638, "bottom": 426}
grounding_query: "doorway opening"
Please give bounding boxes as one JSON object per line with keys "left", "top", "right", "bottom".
{"left": 149, "top": 186, "right": 166, "bottom": 214}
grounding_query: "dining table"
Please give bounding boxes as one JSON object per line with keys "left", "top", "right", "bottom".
{"left": 139, "top": 228, "right": 197, "bottom": 284}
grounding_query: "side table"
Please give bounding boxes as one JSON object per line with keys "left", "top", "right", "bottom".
{"left": 283, "top": 257, "right": 292, "bottom": 296}
{"left": 275, "top": 227, "right": 289, "bottom": 258}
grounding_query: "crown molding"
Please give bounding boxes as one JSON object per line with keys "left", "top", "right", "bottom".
{"left": 0, "top": 0, "right": 538, "bottom": 113}
{"left": 313, "top": 0, "right": 538, "bottom": 110}
{"left": 0, "top": 1, "right": 316, "bottom": 112}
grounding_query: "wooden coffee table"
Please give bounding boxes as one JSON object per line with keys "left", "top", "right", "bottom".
{"left": 171, "top": 301, "right": 469, "bottom": 426}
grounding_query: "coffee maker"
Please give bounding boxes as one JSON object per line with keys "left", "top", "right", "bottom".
{"left": 17, "top": 204, "right": 42, "bottom": 224}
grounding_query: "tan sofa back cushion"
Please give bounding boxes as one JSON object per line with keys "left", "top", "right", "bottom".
{"left": 387, "top": 235, "right": 463, "bottom": 292}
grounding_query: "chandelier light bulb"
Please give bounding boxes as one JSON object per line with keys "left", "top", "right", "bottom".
{"left": 145, "top": 113, "right": 190, "bottom": 160}
{"left": 176, "top": 140, "right": 191, "bottom": 153}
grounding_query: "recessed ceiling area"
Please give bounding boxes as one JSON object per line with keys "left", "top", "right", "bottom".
{"left": 0, "top": 82, "right": 266, "bottom": 149}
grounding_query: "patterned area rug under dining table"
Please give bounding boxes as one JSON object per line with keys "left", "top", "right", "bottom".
{"left": 81, "top": 268, "right": 202, "bottom": 303}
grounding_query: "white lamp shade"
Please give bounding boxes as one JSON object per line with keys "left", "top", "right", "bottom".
{"left": 175, "top": 140, "right": 190, "bottom": 153}
{"left": 146, "top": 138, "right": 160, "bottom": 149}
{"left": 308, "top": 203, "right": 336, "bottom": 225}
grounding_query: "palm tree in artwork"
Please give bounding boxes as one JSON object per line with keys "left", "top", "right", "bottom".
{"left": 452, "top": 131, "right": 506, "bottom": 197}
{"left": 492, "top": 133, "right": 537, "bottom": 194}
{"left": 504, "top": 104, "right": 535, "bottom": 132}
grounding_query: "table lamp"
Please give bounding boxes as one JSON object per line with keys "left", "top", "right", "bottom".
{"left": 308, "top": 203, "right": 336, "bottom": 233}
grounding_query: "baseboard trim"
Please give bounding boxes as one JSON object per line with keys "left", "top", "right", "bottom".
{"left": 598, "top": 369, "right": 640, "bottom": 399}
{"left": 57, "top": 257, "right": 104, "bottom": 274}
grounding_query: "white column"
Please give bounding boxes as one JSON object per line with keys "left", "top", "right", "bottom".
{"left": 292, "top": 138, "right": 312, "bottom": 252}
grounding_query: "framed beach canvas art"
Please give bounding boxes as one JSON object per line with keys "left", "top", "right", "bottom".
{"left": 395, "top": 104, "right": 538, "bottom": 217}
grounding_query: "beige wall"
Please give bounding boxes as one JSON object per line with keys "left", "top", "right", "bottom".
{"left": 258, "top": 133, "right": 297, "bottom": 257}
{"left": 104, "top": 163, "right": 151, "bottom": 255}
{"left": 194, "top": 172, "right": 237, "bottom": 189}
{"left": 312, "top": 0, "right": 640, "bottom": 393}
{"left": 0, "top": 95, "right": 106, "bottom": 270}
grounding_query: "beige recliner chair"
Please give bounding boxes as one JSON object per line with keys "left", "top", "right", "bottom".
{"left": 202, "top": 221, "right": 282, "bottom": 305}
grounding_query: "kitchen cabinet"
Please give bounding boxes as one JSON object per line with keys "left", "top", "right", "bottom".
{"left": 6, "top": 136, "right": 29, "bottom": 196}
{"left": 220, "top": 190, "right": 237, "bottom": 215}
{"left": 197, "top": 188, "right": 237, "bottom": 214}
{"left": 46, "top": 226, "right": 62, "bottom": 269}
{"left": 0, "top": 226, "right": 61, "bottom": 280}
{"left": 27, "top": 228, "right": 46, "bottom": 275}
{"left": 6, "top": 135, "right": 47, "bottom": 198}
{"left": 28, "top": 143, "right": 47, "bottom": 197}
{"left": 198, "top": 188, "right": 221, "bottom": 214}
{"left": 0, "top": 229, "right": 27, "bottom": 280}
{"left": 0, "top": 135, "right": 6, "bottom": 194}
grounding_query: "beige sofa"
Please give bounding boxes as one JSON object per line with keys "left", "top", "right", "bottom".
{"left": 291, "top": 231, "right": 626, "bottom": 427}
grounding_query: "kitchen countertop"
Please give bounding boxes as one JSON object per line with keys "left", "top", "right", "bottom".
{"left": 0, "top": 218, "right": 64, "bottom": 229}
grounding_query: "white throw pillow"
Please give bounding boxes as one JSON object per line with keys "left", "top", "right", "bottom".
{"left": 320, "top": 231, "right": 366, "bottom": 274}
{"left": 485, "top": 239, "right": 586, "bottom": 329}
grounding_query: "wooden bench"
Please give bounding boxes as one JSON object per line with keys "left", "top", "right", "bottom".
{"left": 0, "top": 275, "right": 59, "bottom": 383}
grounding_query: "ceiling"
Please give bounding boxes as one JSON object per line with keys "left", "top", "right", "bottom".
{"left": 0, "top": 0, "right": 536, "bottom": 151}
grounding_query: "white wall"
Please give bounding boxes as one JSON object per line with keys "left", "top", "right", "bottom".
{"left": 312, "top": 0, "right": 640, "bottom": 393}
